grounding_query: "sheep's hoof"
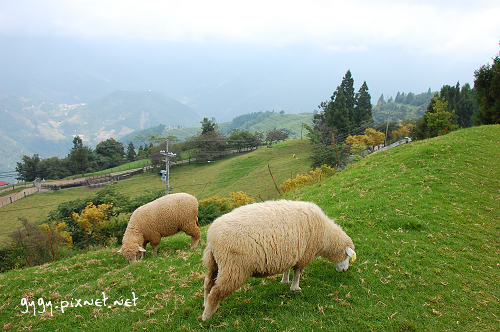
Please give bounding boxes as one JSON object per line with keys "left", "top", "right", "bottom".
{"left": 281, "top": 280, "right": 291, "bottom": 285}
{"left": 290, "top": 286, "right": 301, "bottom": 291}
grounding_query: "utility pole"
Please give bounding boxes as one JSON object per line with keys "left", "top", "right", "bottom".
{"left": 332, "top": 133, "right": 340, "bottom": 170}
{"left": 383, "top": 112, "right": 394, "bottom": 147}
{"left": 160, "top": 140, "right": 177, "bottom": 195}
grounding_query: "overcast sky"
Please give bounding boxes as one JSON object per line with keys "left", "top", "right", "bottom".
{"left": 1, "top": 0, "right": 500, "bottom": 104}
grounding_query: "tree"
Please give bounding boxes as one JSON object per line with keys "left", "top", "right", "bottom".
{"left": 38, "top": 156, "right": 70, "bottom": 180}
{"left": 94, "top": 138, "right": 125, "bottom": 170}
{"left": 440, "top": 82, "right": 478, "bottom": 128}
{"left": 390, "top": 123, "right": 416, "bottom": 140}
{"left": 346, "top": 128, "right": 385, "bottom": 153}
{"left": 341, "top": 69, "right": 355, "bottom": 128}
{"left": 414, "top": 95, "right": 459, "bottom": 140}
{"left": 68, "top": 135, "right": 90, "bottom": 176}
{"left": 354, "top": 81, "right": 373, "bottom": 125}
{"left": 201, "top": 117, "right": 218, "bottom": 135}
{"left": 227, "top": 129, "right": 263, "bottom": 152}
{"left": 323, "top": 86, "right": 350, "bottom": 131}
{"left": 15, "top": 154, "right": 41, "bottom": 182}
{"left": 474, "top": 51, "right": 500, "bottom": 124}
{"left": 72, "top": 202, "right": 113, "bottom": 249}
{"left": 126, "top": 142, "right": 136, "bottom": 162}
{"left": 186, "top": 119, "right": 227, "bottom": 162}
{"left": 265, "top": 128, "right": 290, "bottom": 145}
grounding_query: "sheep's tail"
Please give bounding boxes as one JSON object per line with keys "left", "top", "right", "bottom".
{"left": 203, "top": 246, "right": 218, "bottom": 309}
{"left": 203, "top": 246, "right": 218, "bottom": 273}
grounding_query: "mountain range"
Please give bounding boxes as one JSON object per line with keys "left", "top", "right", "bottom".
{"left": 0, "top": 90, "right": 202, "bottom": 184}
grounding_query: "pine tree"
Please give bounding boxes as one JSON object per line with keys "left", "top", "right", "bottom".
{"left": 68, "top": 135, "right": 89, "bottom": 176}
{"left": 126, "top": 142, "right": 136, "bottom": 162}
{"left": 354, "top": 81, "right": 373, "bottom": 126}
{"left": 340, "top": 70, "right": 355, "bottom": 130}
{"left": 327, "top": 86, "right": 350, "bottom": 132}
{"left": 474, "top": 52, "right": 500, "bottom": 124}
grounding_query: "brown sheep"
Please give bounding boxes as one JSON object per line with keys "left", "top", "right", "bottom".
{"left": 202, "top": 200, "right": 356, "bottom": 321}
{"left": 118, "top": 193, "right": 201, "bottom": 263}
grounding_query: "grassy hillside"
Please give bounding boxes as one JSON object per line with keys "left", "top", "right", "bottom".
{"left": 0, "top": 139, "right": 313, "bottom": 242}
{"left": 1, "top": 126, "right": 499, "bottom": 331}
{"left": 121, "top": 111, "right": 313, "bottom": 146}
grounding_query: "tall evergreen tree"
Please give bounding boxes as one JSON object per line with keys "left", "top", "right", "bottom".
{"left": 326, "top": 86, "right": 350, "bottom": 132}
{"left": 474, "top": 52, "right": 500, "bottom": 124}
{"left": 200, "top": 117, "right": 218, "bottom": 135}
{"left": 68, "top": 135, "right": 89, "bottom": 176}
{"left": 340, "top": 70, "right": 355, "bottom": 130}
{"left": 126, "top": 142, "right": 136, "bottom": 162}
{"left": 440, "top": 82, "right": 478, "bottom": 128}
{"left": 354, "top": 81, "right": 373, "bottom": 125}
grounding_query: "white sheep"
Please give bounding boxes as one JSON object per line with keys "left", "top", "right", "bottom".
{"left": 118, "top": 193, "right": 201, "bottom": 263}
{"left": 202, "top": 199, "right": 356, "bottom": 321}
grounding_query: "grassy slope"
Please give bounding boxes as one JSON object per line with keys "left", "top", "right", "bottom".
{"left": 160, "top": 112, "right": 313, "bottom": 141}
{"left": 0, "top": 139, "right": 313, "bottom": 242}
{"left": 287, "top": 124, "right": 500, "bottom": 331}
{"left": 0, "top": 126, "right": 499, "bottom": 331}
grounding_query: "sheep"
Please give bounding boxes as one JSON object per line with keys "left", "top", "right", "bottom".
{"left": 201, "top": 199, "right": 356, "bottom": 321}
{"left": 118, "top": 193, "right": 201, "bottom": 264}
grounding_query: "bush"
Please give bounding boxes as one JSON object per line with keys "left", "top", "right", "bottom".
{"left": 97, "top": 215, "right": 129, "bottom": 246}
{"left": 197, "top": 201, "right": 223, "bottom": 226}
{"left": 229, "top": 191, "right": 255, "bottom": 207}
{"left": 198, "top": 192, "right": 255, "bottom": 226}
{"left": 280, "top": 165, "right": 336, "bottom": 193}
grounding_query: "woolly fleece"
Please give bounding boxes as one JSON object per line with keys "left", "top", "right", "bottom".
{"left": 120, "top": 193, "right": 200, "bottom": 263}
{"left": 202, "top": 199, "right": 355, "bottom": 320}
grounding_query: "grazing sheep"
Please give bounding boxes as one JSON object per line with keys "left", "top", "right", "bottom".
{"left": 118, "top": 193, "right": 201, "bottom": 263}
{"left": 202, "top": 200, "right": 356, "bottom": 321}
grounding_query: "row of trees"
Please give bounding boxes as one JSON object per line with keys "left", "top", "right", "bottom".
{"left": 15, "top": 119, "right": 291, "bottom": 182}
{"left": 414, "top": 45, "right": 500, "bottom": 140}
{"left": 148, "top": 118, "right": 291, "bottom": 166}
{"left": 15, "top": 136, "right": 135, "bottom": 182}
{"left": 305, "top": 70, "right": 375, "bottom": 168}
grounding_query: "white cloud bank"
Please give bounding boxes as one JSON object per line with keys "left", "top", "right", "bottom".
{"left": 1, "top": 0, "right": 499, "bottom": 60}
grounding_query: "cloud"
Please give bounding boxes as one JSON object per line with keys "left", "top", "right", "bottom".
{"left": 1, "top": 0, "right": 499, "bottom": 62}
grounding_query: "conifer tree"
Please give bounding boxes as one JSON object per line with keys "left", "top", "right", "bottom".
{"left": 474, "top": 51, "right": 500, "bottom": 124}
{"left": 126, "top": 142, "right": 136, "bottom": 162}
{"left": 354, "top": 81, "right": 373, "bottom": 125}
{"left": 340, "top": 70, "right": 355, "bottom": 129}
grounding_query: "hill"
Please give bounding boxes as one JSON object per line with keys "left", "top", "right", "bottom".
{"left": 0, "top": 91, "right": 202, "bottom": 184}
{"left": 119, "top": 111, "right": 313, "bottom": 147}
{"left": 0, "top": 139, "right": 314, "bottom": 241}
{"left": 0, "top": 125, "right": 498, "bottom": 330}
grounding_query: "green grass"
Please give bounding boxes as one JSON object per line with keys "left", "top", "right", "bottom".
{"left": 0, "top": 139, "right": 313, "bottom": 242}
{"left": 1, "top": 125, "right": 499, "bottom": 331}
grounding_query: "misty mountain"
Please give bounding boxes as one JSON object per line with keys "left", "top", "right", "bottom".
{"left": 0, "top": 36, "right": 359, "bottom": 123}
{"left": 0, "top": 90, "right": 202, "bottom": 184}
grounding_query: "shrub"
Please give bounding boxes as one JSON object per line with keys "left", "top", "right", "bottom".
{"left": 198, "top": 192, "right": 255, "bottom": 226}
{"left": 97, "top": 215, "right": 129, "bottom": 246}
{"left": 280, "top": 165, "right": 336, "bottom": 193}
{"left": 229, "top": 191, "right": 255, "bottom": 207}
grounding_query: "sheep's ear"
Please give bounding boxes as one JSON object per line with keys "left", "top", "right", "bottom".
{"left": 346, "top": 247, "right": 356, "bottom": 262}
{"left": 138, "top": 246, "right": 146, "bottom": 252}
{"left": 117, "top": 248, "right": 122, "bottom": 253}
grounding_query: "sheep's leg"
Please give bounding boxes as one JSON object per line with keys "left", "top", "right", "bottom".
{"left": 290, "top": 267, "right": 303, "bottom": 291}
{"left": 203, "top": 248, "right": 217, "bottom": 309}
{"left": 140, "top": 241, "right": 148, "bottom": 259}
{"left": 183, "top": 221, "right": 201, "bottom": 249}
{"left": 203, "top": 268, "right": 217, "bottom": 308}
{"left": 151, "top": 244, "right": 158, "bottom": 256}
{"left": 202, "top": 269, "right": 249, "bottom": 321}
{"left": 280, "top": 269, "right": 291, "bottom": 284}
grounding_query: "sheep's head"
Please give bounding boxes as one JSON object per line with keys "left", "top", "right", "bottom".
{"left": 333, "top": 246, "right": 356, "bottom": 272}
{"left": 117, "top": 245, "right": 146, "bottom": 264}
